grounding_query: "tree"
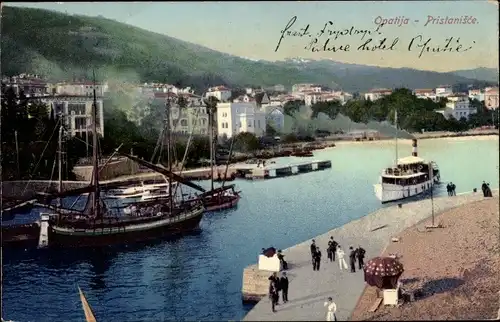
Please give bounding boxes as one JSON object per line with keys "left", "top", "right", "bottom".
{"left": 310, "top": 100, "right": 342, "bottom": 119}
{"left": 232, "top": 132, "right": 260, "bottom": 153}
{"left": 266, "top": 122, "right": 278, "bottom": 137}
{"left": 283, "top": 100, "right": 304, "bottom": 116}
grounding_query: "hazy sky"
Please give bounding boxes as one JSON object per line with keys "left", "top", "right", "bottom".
{"left": 7, "top": 1, "right": 499, "bottom": 72}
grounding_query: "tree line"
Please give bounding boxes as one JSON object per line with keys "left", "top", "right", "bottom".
{"left": 283, "top": 88, "right": 498, "bottom": 133}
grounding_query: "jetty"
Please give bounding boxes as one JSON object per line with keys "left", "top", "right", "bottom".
{"left": 234, "top": 159, "right": 332, "bottom": 180}
{"left": 241, "top": 190, "right": 495, "bottom": 321}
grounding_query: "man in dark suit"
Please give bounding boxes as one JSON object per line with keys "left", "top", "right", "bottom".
{"left": 313, "top": 248, "right": 322, "bottom": 271}
{"left": 356, "top": 245, "right": 366, "bottom": 269}
{"left": 349, "top": 246, "right": 357, "bottom": 273}
{"left": 279, "top": 272, "right": 289, "bottom": 303}
{"left": 310, "top": 239, "right": 316, "bottom": 265}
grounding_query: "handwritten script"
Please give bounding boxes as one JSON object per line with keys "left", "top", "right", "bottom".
{"left": 274, "top": 16, "right": 476, "bottom": 58}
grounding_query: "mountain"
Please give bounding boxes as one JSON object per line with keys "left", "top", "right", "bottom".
{"left": 450, "top": 68, "right": 499, "bottom": 83}
{"left": 1, "top": 6, "right": 492, "bottom": 93}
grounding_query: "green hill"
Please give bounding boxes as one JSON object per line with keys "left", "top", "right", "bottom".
{"left": 1, "top": 6, "right": 486, "bottom": 92}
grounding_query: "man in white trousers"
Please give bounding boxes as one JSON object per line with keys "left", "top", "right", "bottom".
{"left": 324, "top": 297, "right": 337, "bottom": 321}
{"left": 336, "top": 246, "right": 348, "bottom": 270}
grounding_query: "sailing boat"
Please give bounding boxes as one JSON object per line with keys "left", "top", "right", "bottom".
{"left": 188, "top": 97, "right": 240, "bottom": 212}
{"left": 373, "top": 109, "right": 440, "bottom": 203}
{"left": 34, "top": 71, "right": 204, "bottom": 248}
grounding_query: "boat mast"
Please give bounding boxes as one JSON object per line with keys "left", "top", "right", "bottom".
{"left": 57, "top": 113, "right": 63, "bottom": 208}
{"left": 91, "top": 70, "right": 100, "bottom": 217}
{"left": 394, "top": 109, "right": 398, "bottom": 166}
{"left": 166, "top": 94, "right": 173, "bottom": 212}
{"left": 207, "top": 97, "right": 215, "bottom": 191}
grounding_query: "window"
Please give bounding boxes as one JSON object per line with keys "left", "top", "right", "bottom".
{"left": 74, "top": 117, "right": 87, "bottom": 130}
{"left": 257, "top": 120, "right": 261, "bottom": 128}
{"left": 248, "top": 121, "right": 252, "bottom": 128}
{"left": 180, "top": 119, "right": 188, "bottom": 126}
{"left": 67, "top": 103, "right": 86, "bottom": 115}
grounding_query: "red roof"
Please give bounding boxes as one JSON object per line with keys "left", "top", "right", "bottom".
{"left": 154, "top": 92, "right": 177, "bottom": 98}
{"left": 414, "top": 89, "right": 434, "bottom": 93}
{"left": 369, "top": 88, "right": 392, "bottom": 93}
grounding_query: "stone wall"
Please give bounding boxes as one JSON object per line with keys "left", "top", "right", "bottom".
{"left": 1, "top": 180, "right": 89, "bottom": 199}
{"left": 73, "top": 158, "right": 139, "bottom": 181}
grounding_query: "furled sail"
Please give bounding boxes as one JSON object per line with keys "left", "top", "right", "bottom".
{"left": 120, "top": 153, "right": 206, "bottom": 193}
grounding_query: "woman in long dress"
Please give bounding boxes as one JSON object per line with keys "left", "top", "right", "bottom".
{"left": 324, "top": 297, "right": 337, "bottom": 321}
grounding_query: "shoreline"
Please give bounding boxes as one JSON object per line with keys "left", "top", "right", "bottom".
{"left": 242, "top": 191, "right": 495, "bottom": 321}
{"left": 332, "top": 133, "right": 498, "bottom": 147}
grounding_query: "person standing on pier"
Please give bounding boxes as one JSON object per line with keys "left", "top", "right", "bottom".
{"left": 482, "top": 181, "right": 488, "bottom": 197}
{"left": 324, "top": 297, "right": 337, "bottom": 321}
{"left": 270, "top": 282, "right": 279, "bottom": 313}
{"left": 327, "top": 240, "right": 333, "bottom": 262}
{"left": 336, "top": 246, "right": 348, "bottom": 271}
{"left": 279, "top": 272, "right": 289, "bottom": 303}
{"left": 450, "top": 182, "right": 456, "bottom": 196}
{"left": 310, "top": 239, "right": 317, "bottom": 265}
{"left": 329, "top": 238, "right": 338, "bottom": 262}
{"left": 349, "top": 247, "right": 357, "bottom": 272}
{"left": 313, "top": 248, "right": 322, "bottom": 271}
{"left": 356, "top": 245, "right": 366, "bottom": 269}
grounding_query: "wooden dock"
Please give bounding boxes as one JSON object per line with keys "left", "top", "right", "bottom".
{"left": 234, "top": 160, "right": 332, "bottom": 180}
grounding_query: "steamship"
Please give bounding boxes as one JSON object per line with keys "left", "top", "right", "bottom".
{"left": 374, "top": 138, "right": 440, "bottom": 203}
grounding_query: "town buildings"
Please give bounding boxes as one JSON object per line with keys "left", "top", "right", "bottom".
{"left": 436, "top": 94, "right": 476, "bottom": 120}
{"left": 1, "top": 75, "right": 106, "bottom": 137}
{"left": 364, "top": 88, "right": 392, "bottom": 101}
{"left": 206, "top": 86, "right": 232, "bottom": 102}
{"left": 435, "top": 85, "right": 453, "bottom": 98}
{"left": 484, "top": 87, "right": 499, "bottom": 110}
{"left": 414, "top": 89, "right": 437, "bottom": 101}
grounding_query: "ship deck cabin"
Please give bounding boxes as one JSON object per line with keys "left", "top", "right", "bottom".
{"left": 382, "top": 156, "right": 430, "bottom": 185}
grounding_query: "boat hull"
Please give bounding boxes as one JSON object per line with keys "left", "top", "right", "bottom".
{"left": 2, "top": 223, "right": 40, "bottom": 249}
{"left": 374, "top": 177, "right": 439, "bottom": 203}
{"left": 204, "top": 195, "right": 240, "bottom": 212}
{"left": 46, "top": 207, "right": 204, "bottom": 248}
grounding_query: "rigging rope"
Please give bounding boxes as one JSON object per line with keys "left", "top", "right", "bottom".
{"left": 46, "top": 152, "right": 58, "bottom": 193}
{"left": 22, "top": 118, "right": 61, "bottom": 195}
{"left": 173, "top": 108, "right": 201, "bottom": 200}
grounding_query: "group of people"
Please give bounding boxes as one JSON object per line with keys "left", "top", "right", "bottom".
{"left": 310, "top": 238, "right": 366, "bottom": 273}
{"left": 446, "top": 182, "right": 457, "bottom": 196}
{"left": 481, "top": 181, "right": 493, "bottom": 197}
{"left": 268, "top": 272, "right": 289, "bottom": 312}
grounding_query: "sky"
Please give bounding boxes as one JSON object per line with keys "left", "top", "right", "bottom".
{"left": 6, "top": 1, "right": 499, "bottom": 72}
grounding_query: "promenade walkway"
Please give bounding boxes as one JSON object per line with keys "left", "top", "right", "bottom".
{"left": 243, "top": 191, "right": 494, "bottom": 321}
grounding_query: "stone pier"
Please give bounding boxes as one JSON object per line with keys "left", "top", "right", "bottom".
{"left": 242, "top": 191, "right": 494, "bottom": 321}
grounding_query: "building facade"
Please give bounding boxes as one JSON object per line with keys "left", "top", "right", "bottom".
{"left": 435, "top": 85, "right": 453, "bottom": 98}
{"left": 437, "top": 95, "right": 476, "bottom": 120}
{"left": 364, "top": 89, "right": 392, "bottom": 101}
{"left": 484, "top": 87, "right": 499, "bottom": 110}
{"left": 414, "top": 89, "right": 436, "bottom": 101}
{"left": 468, "top": 89, "right": 485, "bottom": 102}
{"left": 216, "top": 102, "right": 266, "bottom": 138}
{"left": 206, "top": 86, "right": 232, "bottom": 102}
{"left": 44, "top": 96, "right": 105, "bottom": 137}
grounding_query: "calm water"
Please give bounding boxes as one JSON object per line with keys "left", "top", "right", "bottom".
{"left": 3, "top": 137, "right": 498, "bottom": 322}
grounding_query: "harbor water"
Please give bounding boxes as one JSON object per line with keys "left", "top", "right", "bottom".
{"left": 2, "top": 137, "right": 498, "bottom": 321}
